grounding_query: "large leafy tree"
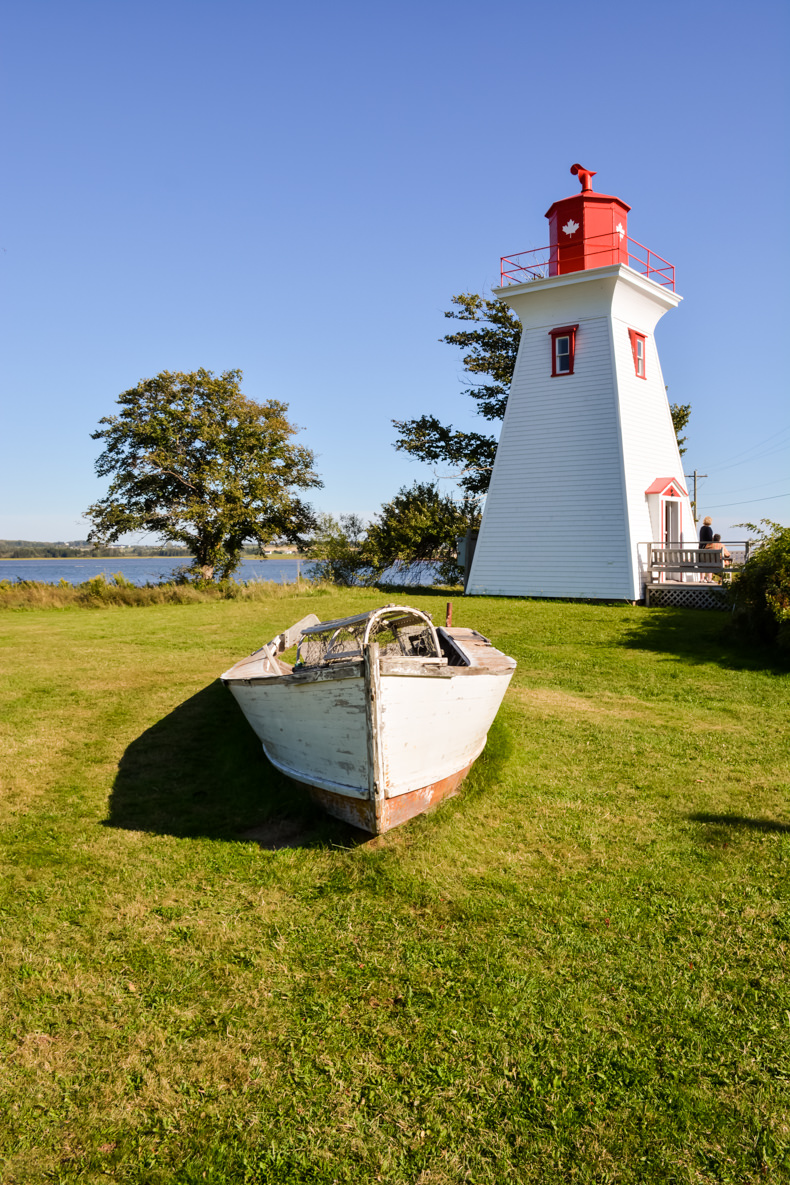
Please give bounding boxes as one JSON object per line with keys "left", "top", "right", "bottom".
{"left": 86, "top": 369, "right": 321, "bottom": 581}
{"left": 394, "top": 292, "right": 691, "bottom": 492}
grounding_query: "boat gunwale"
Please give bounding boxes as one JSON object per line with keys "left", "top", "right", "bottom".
{"left": 221, "top": 609, "right": 518, "bottom": 687}
{"left": 223, "top": 655, "right": 515, "bottom": 689}
{"left": 222, "top": 659, "right": 363, "bottom": 687}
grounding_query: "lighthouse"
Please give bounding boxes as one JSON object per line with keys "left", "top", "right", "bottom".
{"left": 467, "top": 166, "right": 692, "bottom": 601}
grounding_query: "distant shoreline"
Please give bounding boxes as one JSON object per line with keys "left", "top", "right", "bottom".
{"left": 0, "top": 553, "right": 308, "bottom": 562}
{"left": 0, "top": 555, "right": 190, "bottom": 562}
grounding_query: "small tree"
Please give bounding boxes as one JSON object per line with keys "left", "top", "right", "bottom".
{"left": 728, "top": 520, "right": 790, "bottom": 654}
{"left": 670, "top": 400, "right": 691, "bottom": 456}
{"left": 365, "top": 482, "right": 481, "bottom": 585}
{"left": 86, "top": 369, "right": 321, "bottom": 581}
{"left": 305, "top": 513, "right": 371, "bottom": 587}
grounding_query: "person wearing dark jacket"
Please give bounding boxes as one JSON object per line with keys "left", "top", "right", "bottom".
{"left": 699, "top": 516, "right": 714, "bottom": 581}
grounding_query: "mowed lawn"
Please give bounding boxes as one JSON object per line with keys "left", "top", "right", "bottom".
{"left": 0, "top": 590, "right": 788, "bottom": 1184}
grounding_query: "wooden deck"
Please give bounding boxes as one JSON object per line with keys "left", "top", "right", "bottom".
{"left": 644, "top": 582, "right": 728, "bottom": 610}
{"left": 643, "top": 545, "right": 734, "bottom": 609}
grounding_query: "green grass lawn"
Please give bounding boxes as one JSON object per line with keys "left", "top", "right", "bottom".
{"left": 1, "top": 591, "right": 788, "bottom": 1184}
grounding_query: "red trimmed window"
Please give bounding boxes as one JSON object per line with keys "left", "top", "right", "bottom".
{"left": 549, "top": 324, "right": 578, "bottom": 377}
{"left": 628, "top": 329, "right": 647, "bottom": 378}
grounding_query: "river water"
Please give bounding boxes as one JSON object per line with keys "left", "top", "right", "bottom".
{"left": 0, "top": 556, "right": 437, "bottom": 587}
{"left": 0, "top": 556, "right": 309, "bottom": 586}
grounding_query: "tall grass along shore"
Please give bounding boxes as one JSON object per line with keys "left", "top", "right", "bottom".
{"left": 0, "top": 573, "right": 326, "bottom": 610}
{"left": 1, "top": 587, "right": 787, "bottom": 1183}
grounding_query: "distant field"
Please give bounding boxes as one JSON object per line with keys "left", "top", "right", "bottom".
{"left": 1, "top": 591, "right": 787, "bottom": 1183}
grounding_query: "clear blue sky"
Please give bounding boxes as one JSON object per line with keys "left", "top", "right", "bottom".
{"left": 2, "top": 0, "right": 788, "bottom": 543}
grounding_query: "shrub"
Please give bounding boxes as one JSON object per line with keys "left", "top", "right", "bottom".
{"left": 728, "top": 520, "right": 790, "bottom": 653}
{"left": 305, "top": 513, "right": 373, "bottom": 587}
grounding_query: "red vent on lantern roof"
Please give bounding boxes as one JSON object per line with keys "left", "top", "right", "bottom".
{"left": 500, "top": 165, "right": 675, "bottom": 290}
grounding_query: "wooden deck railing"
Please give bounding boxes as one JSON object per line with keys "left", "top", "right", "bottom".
{"left": 644, "top": 543, "right": 747, "bottom": 583}
{"left": 648, "top": 546, "right": 725, "bottom": 577}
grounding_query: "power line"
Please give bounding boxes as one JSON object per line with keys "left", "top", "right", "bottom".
{"left": 713, "top": 426, "right": 790, "bottom": 473}
{"left": 716, "top": 444, "right": 790, "bottom": 473}
{"left": 704, "top": 492, "right": 790, "bottom": 509}
{"left": 713, "top": 421, "right": 790, "bottom": 464}
{"left": 702, "top": 477, "right": 790, "bottom": 496}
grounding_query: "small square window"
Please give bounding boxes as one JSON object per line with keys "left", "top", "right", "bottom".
{"left": 628, "top": 329, "right": 647, "bottom": 379}
{"left": 549, "top": 324, "right": 578, "bottom": 377}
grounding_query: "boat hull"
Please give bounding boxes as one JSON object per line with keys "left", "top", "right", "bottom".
{"left": 222, "top": 615, "right": 516, "bottom": 834}
{"left": 225, "top": 659, "right": 512, "bottom": 834}
{"left": 227, "top": 666, "right": 369, "bottom": 799}
{"left": 307, "top": 760, "right": 476, "bottom": 833}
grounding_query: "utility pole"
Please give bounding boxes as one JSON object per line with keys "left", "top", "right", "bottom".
{"left": 685, "top": 470, "right": 707, "bottom": 524}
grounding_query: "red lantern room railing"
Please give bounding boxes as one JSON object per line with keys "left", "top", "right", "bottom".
{"left": 500, "top": 234, "right": 675, "bottom": 290}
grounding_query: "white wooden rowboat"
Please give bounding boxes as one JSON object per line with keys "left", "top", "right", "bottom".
{"left": 221, "top": 605, "right": 516, "bottom": 834}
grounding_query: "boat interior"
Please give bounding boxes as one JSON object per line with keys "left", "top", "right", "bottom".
{"left": 220, "top": 606, "right": 505, "bottom": 683}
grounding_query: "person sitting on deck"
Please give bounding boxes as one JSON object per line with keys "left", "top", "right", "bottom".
{"left": 708, "top": 535, "right": 732, "bottom": 567}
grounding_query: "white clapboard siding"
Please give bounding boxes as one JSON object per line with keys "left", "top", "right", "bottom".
{"left": 468, "top": 264, "right": 690, "bottom": 600}
{"left": 610, "top": 306, "right": 694, "bottom": 592}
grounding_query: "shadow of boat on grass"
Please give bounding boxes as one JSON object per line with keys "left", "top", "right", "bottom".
{"left": 104, "top": 680, "right": 369, "bottom": 849}
{"left": 687, "top": 812, "right": 790, "bottom": 836}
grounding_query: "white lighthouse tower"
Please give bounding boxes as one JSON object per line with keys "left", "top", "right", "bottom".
{"left": 467, "top": 165, "right": 692, "bottom": 601}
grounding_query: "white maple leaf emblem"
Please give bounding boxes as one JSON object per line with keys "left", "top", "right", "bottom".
{"left": 615, "top": 222, "right": 625, "bottom": 241}
{"left": 562, "top": 219, "right": 579, "bottom": 236}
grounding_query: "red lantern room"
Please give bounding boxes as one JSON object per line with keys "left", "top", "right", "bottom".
{"left": 499, "top": 166, "right": 675, "bottom": 292}
{"left": 544, "top": 164, "right": 630, "bottom": 276}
